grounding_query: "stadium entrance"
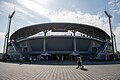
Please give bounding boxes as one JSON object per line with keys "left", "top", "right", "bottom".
{"left": 50, "top": 54, "right": 70, "bottom": 60}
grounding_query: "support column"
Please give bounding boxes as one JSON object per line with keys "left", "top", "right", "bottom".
{"left": 70, "top": 30, "right": 78, "bottom": 60}
{"left": 43, "top": 30, "right": 49, "bottom": 52}
{"left": 74, "top": 38, "right": 76, "bottom": 51}
{"left": 113, "top": 34, "right": 117, "bottom": 53}
{"left": 71, "top": 30, "right": 76, "bottom": 52}
{"left": 43, "top": 38, "right": 46, "bottom": 52}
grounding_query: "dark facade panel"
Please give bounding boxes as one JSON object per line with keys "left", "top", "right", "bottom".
{"left": 29, "top": 39, "right": 43, "bottom": 51}
{"left": 76, "top": 38, "right": 91, "bottom": 51}
{"left": 46, "top": 37, "right": 73, "bottom": 51}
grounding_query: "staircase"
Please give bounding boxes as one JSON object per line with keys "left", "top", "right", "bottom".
{"left": 92, "top": 41, "right": 109, "bottom": 59}
{"left": 11, "top": 41, "right": 21, "bottom": 54}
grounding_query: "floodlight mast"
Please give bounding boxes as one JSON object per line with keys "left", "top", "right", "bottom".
{"left": 104, "top": 11, "right": 115, "bottom": 57}
{"left": 4, "top": 10, "right": 15, "bottom": 60}
{"left": 113, "top": 34, "right": 117, "bottom": 53}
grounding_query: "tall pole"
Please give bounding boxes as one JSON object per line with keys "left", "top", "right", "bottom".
{"left": 5, "top": 10, "right": 15, "bottom": 60}
{"left": 104, "top": 11, "right": 115, "bottom": 56}
{"left": 113, "top": 34, "right": 117, "bottom": 53}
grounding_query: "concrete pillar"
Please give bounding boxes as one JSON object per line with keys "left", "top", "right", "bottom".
{"left": 43, "top": 30, "right": 48, "bottom": 52}
{"left": 74, "top": 38, "right": 76, "bottom": 51}
{"left": 43, "top": 38, "right": 46, "bottom": 51}
{"left": 72, "top": 30, "right": 76, "bottom": 52}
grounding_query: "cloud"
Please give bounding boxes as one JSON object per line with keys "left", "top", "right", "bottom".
{"left": 108, "top": 0, "right": 120, "bottom": 14}
{"left": 108, "top": 0, "right": 120, "bottom": 51}
{"left": 34, "top": 0, "right": 50, "bottom": 6}
{"left": 0, "top": 1, "right": 34, "bottom": 17}
{"left": 114, "top": 24, "right": 120, "bottom": 51}
{"left": 0, "top": 1, "right": 38, "bottom": 27}
{"left": 0, "top": 32, "right": 5, "bottom": 39}
{"left": 17, "top": 0, "right": 51, "bottom": 17}
{"left": 17, "top": 0, "right": 110, "bottom": 34}
{"left": 0, "top": 1, "right": 48, "bottom": 35}
{"left": 0, "top": 32, "right": 6, "bottom": 53}
{"left": 48, "top": 10, "right": 110, "bottom": 34}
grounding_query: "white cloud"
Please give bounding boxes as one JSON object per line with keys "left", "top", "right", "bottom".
{"left": 17, "top": 0, "right": 51, "bottom": 17}
{"left": 114, "top": 24, "right": 120, "bottom": 51}
{"left": 0, "top": 32, "right": 5, "bottom": 39}
{"left": 108, "top": 0, "right": 120, "bottom": 14}
{"left": 17, "top": 0, "right": 110, "bottom": 34}
{"left": 48, "top": 10, "right": 111, "bottom": 36}
{"left": 34, "top": 0, "right": 49, "bottom": 6}
{"left": 0, "top": 1, "right": 34, "bottom": 17}
{"left": 0, "top": 1, "right": 41, "bottom": 33}
{"left": 49, "top": 10, "right": 109, "bottom": 29}
{"left": 0, "top": 32, "right": 6, "bottom": 53}
{"left": 0, "top": 1, "right": 37, "bottom": 27}
{"left": 108, "top": 0, "right": 120, "bottom": 51}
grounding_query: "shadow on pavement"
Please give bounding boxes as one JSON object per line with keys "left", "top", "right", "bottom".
{"left": 1, "top": 60, "right": 120, "bottom": 66}
{"left": 80, "top": 68, "right": 88, "bottom": 71}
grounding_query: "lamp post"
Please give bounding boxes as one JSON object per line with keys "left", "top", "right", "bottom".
{"left": 113, "top": 33, "right": 117, "bottom": 53}
{"left": 4, "top": 10, "right": 15, "bottom": 61}
{"left": 104, "top": 11, "right": 115, "bottom": 57}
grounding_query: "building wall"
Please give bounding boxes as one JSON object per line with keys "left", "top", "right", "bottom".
{"left": 29, "top": 39, "right": 43, "bottom": 51}
{"left": 46, "top": 37, "right": 73, "bottom": 51}
{"left": 0, "top": 53, "right": 2, "bottom": 60}
{"left": 76, "top": 38, "right": 91, "bottom": 51}
{"left": 8, "top": 36, "right": 110, "bottom": 60}
{"left": 19, "top": 36, "right": 102, "bottom": 54}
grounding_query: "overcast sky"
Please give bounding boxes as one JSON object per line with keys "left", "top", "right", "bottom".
{"left": 0, "top": 0, "right": 120, "bottom": 53}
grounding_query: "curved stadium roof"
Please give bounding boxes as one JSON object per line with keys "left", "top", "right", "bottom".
{"left": 10, "top": 23, "right": 110, "bottom": 40}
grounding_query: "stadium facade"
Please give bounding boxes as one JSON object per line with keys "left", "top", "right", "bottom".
{"left": 7, "top": 23, "right": 113, "bottom": 60}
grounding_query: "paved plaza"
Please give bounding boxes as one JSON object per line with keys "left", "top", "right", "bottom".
{"left": 0, "top": 61, "right": 120, "bottom": 80}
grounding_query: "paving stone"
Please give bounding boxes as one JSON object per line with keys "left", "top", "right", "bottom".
{"left": 0, "top": 62, "right": 120, "bottom": 80}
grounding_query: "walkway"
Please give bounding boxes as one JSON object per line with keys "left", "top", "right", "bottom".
{"left": 0, "top": 61, "right": 120, "bottom": 80}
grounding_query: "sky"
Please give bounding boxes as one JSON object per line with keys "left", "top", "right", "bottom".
{"left": 0, "top": 0, "right": 120, "bottom": 53}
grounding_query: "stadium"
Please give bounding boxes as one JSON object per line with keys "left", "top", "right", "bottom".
{"left": 7, "top": 23, "right": 113, "bottom": 61}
